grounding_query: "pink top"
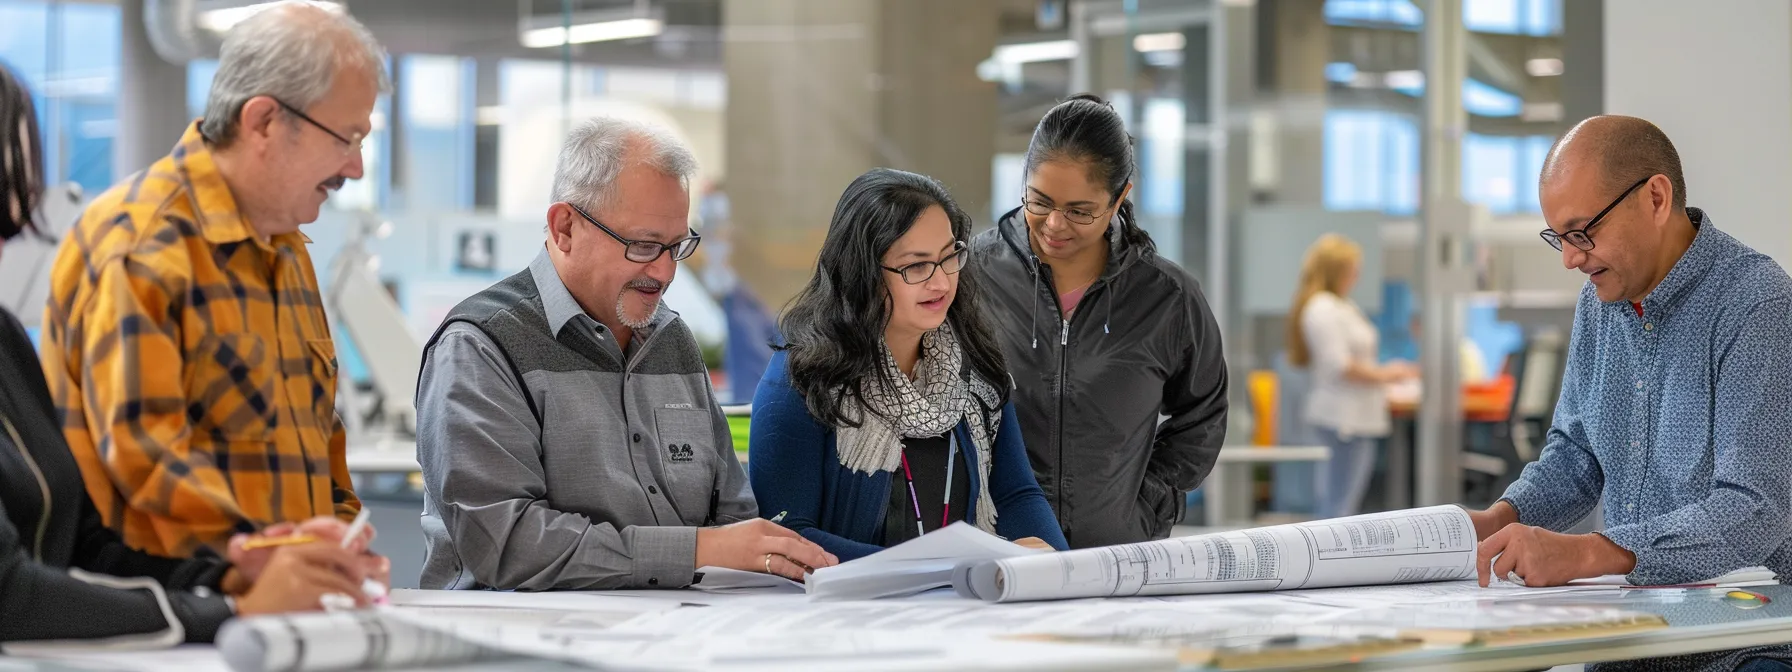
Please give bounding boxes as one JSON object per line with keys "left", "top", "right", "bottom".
{"left": 1060, "top": 285, "right": 1091, "bottom": 319}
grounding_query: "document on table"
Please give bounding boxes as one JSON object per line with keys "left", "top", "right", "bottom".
{"left": 804, "top": 522, "right": 1043, "bottom": 601}
{"left": 956, "top": 505, "right": 1478, "bottom": 603}
{"left": 386, "top": 609, "right": 1175, "bottom": 672}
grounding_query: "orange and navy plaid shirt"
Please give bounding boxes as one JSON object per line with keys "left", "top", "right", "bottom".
{"left": 40, "top": 121, "right": 360, "bottom": 558}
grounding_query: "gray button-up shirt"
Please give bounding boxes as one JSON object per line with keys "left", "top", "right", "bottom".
{"left": 1503, "top": 210, "right": 1792, "bottom": 586}
{"left": 416, "top": 248, "right": 755, "bottom": 590}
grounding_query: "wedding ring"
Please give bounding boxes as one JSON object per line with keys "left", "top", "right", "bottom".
{"left": 764, "top": 553, "right": 774, "bottom": 574}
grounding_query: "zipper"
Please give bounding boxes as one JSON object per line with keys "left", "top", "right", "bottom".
{"left": 2, "top": 414, "right": 52, "bottom": 563}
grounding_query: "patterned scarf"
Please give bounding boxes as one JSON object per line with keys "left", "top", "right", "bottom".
{"left": 834, "top": 322, "right": 1002, "bottom": 534}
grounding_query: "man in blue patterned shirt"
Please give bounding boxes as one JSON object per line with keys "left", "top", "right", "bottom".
{"left": 1470, "top": 116, "right": 1792, "bottom": 598}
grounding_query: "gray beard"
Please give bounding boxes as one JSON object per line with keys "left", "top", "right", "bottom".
{"left": 616, "top": 292, "right": 658, "bottom": 330}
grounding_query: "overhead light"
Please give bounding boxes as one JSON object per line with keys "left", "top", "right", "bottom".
{"left": 1132, "top": 32, "right": 1186, "bottom": 53}
{"left": 1525, "top": 58, "right": 1564, "bottom": 77}
{"left": 1383, "top": 70, "right": 1425, "bottom": 90}
{"left": 522, "top": 17, "right": 663, "bottom": 48}
{"left": 992, "top": 40, "right": 1079, "bottom": 65}
{"left": 198, "top": 0, "right": 343, "bottom": 33}
{"left": 476, "top": 106, "right": 503, "bottom": 127}
{"left": 1522, "top": 102, "right": 1564, "bottom": 122}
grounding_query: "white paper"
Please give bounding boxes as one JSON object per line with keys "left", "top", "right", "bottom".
{"left": 963, "top": 506, "right": 1478, "bottom": 603}
{"left": 804, "top": 522, "right": 1041, "bottom": 601}
{"left": 1567, "top": 565, "right": 1777, "bottom": 587}
{"left": 388, "top": 608, "right": 1173, "bottom": 672}
{"left": 3, "top": 645, "right": 232, "bottom": 672}
{"left": 693, "top": 567, "right": 805, "bottom": 593}
{"left": 387, "top": 589, "right": 684, "bottom": 614}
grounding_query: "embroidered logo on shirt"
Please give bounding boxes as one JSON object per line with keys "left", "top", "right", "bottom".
{"left": 668, "top": 443, "right": 695, "bottom": 462}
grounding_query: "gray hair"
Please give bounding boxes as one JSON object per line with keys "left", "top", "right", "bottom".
{"left": 200, "top": 1, "right": 390, "bottom": 145}
{"left": 551, "top": 117, "right": 699, "bottom": 214}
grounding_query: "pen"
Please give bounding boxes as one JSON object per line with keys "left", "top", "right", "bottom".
{"left": 704, "top": 488, "right": 720, "bottom": 526}
{"left": 341, "top": 507, "right": 372, "bottom": 550}
{"left": 339, "top": 508, "right": 388, "bottom": 605}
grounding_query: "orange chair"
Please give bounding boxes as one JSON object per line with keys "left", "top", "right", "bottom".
{"left": 1248, "top": 370, "right": 1277, "bottom": 446}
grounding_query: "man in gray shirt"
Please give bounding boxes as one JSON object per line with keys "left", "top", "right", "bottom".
{"left": 416, "top": 117, "right": 837, "bottom": 591}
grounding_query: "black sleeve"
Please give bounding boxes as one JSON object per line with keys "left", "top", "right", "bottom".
{"left": 1147, "top": 274, "right": 1230, "bottom": 497}
{"left": 72, "top": 493, "right": 231, "bottom": 592}
{"left": 0, "top": 485, "right": 233, "bottom": 643}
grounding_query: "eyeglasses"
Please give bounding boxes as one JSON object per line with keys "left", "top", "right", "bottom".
{"left": 568, "top": 203, "right": 702, "bottom": 263}
{"left": 273, "top": 98, "right": 365, "bottom": 156}
{"left": 1021, "top": 196, "right": 1106, "bottom": 226}
{"left": 882, "top": 241, "right": 968, "bottom": 285}
{"left": 1540, "top": 177, "right": 1651, "bottom": 252}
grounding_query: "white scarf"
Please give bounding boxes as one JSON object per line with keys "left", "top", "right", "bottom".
{"left": 834, "top": 323, "right": 1002, "bottom": 534}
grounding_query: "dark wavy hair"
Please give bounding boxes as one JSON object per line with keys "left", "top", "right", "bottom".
{"left": 777, "top": 168, "right": 1010, "bottom": 428}
{"left": 0, "top": 62, "right": 42, "bottom": 242}
{"left": 1025, "top": 93, "right": 1154, "bottom": 254}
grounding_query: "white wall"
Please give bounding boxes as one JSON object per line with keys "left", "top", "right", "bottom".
{"left": 1605, "top": 0, "right": 1792, "bottom": 268}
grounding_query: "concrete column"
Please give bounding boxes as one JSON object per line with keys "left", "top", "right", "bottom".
{"left": 1416, "top": 0, "right": 1472, "bottom": 507}
{"left": 1559, "top": 0, "right": 1602, "bottom": 124}
{"left": 1606, "top": 0, "right": 1792, "bottom": 267}
{"left": 723, "top": 0, "right": 998, "bottom": 309}
{"left": 1263, "top": 0, "right": 1327, "bottom": 206}
{"left": 116, "top": 0, "right": 188, "bottom": 178}
{"left": 472, "top": 58, "right": 501, "bottom": 210}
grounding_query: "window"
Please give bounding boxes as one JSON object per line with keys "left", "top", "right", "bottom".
{"left": 1323, "top": 109, "right": 1418, "bottom": 215}
{"left": 0, "top": 0, "right": 121, "bottom": 194}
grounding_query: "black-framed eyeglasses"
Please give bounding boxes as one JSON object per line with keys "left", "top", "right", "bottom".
{"left": 1021, "top": 196, "right": 1107, "bottom": 226}
{"left": 273, "top": 98, "right": 365, "bottom": 155}
{"left": 1540, "top": 177, "right": 1651, "bottom": 252}
{"left": 568, "top": 202, "right": 701, "bottom": 263}
{"left": 882, "top": 241, "right": 968, "bottom": 285}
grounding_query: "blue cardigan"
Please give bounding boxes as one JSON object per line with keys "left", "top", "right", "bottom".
{"left": 750, "top": 351, "right": 1068, "bottom": 561}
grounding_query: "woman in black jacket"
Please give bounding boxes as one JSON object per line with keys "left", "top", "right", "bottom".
{"left": 972, "top": 94, "right": 1229, "bottom": 549}
{"left": 0, "top": 64, "right": 376, "bottom": 644}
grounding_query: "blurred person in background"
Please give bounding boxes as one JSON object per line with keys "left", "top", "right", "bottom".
{"left": 1287, "top": 234, "right": 1417, "bottom": 520}
{"left": 974, "top": 94, "right": 1228, "bottom": 548}
{"left": 38, "top": 1, "right": 385, "bottom": 558}
{"left": 0, "top": 61, "right": 382, "bottom": 645}
{"left": 751, "top": 168, "right": 1066, "bottom": 561}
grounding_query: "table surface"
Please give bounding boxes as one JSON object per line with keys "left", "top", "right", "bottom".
{"left": 5, "top": 585, "right": 1790, "bottom": 672}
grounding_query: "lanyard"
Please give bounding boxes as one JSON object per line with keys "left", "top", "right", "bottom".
{"left": 896, "top": 433, "right": 957, "bottom": 537}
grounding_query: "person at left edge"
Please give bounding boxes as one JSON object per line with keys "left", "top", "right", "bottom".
{"left": 0, "top": 58, "right": 382, "bottom": 645}
{"left": 38, "top": 1, "right": 385, "bottom": 558}
{"left": 751, "top": 168, "right": 1068, "bottom": 561}
{"left": 416, "top": 117, "right": 837, "bottom": 590}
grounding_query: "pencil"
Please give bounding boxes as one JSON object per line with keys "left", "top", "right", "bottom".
{"left": 238, "top": 534, "right": 319, "bottom": 550}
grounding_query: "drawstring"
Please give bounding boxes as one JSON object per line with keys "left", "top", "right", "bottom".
{"left": 1103, "top": 274, "right": 1114, "bottom": 335}
{"left": 1029, "top": 261, "right": 1041, "bottom": 349}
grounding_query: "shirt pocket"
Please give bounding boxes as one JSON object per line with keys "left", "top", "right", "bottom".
{"left": 654, "top": 407, "right": 717, "bottom": 520}
{"left": 189, "top": 332, "right": 276, "bottom": 441}
{"left": 304, "top": 339, "right": 340, "bottom": 433}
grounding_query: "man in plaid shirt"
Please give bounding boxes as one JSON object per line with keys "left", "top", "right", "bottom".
{"left": 39, "top": 3, "right": 390, "bottom": 558}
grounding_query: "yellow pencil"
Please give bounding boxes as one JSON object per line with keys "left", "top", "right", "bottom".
{"left": 238, "top": 534, "right": 319, "bottom": 551}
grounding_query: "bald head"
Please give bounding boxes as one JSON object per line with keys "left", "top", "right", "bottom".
{"left": 1540, "top": 115, "right": 1686, "bottom": 210}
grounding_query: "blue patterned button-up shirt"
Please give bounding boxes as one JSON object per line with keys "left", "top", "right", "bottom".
{"left": 1502, "top": 208, "right": 1792, "bottom": 587}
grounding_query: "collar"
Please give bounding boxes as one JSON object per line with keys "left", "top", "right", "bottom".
{"left": 175, "top": 121, "right": 308, "bottom": 251}
{"left": 531, "top": 246, "right": 589, "bottom": 338}
{"left": 1635, "top": 207, "right": 1715, "bottom": 319}
{"left": 530, "top": 246, "right": 675, "bottom": 341}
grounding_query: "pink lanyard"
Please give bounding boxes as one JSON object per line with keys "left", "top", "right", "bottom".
{"left": 897, "top": 434, "right": 957, "bottom": 536}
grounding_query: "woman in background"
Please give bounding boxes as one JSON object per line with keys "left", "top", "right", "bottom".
{"left": 751, "top": 168, "right": 1065, "bottom": 561}
{"left": 974, "top": 94, "right": 1228, "bottom": 548}
{"left": 0, "top": 63, "right": 377, "bottom": 643}
{"left": 1287, "top": 234, "right": 1417, "bottom": 519}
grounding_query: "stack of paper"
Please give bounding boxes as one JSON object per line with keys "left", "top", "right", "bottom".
{"left": 803, "top": 522, "right": 1043, "bottom": 601}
